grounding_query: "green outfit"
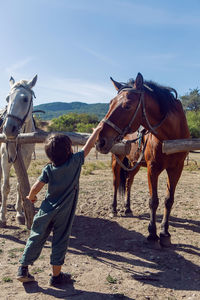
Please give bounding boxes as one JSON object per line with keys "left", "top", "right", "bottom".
{"left": 20, "top": 150, "right": 84, "bottom": 266}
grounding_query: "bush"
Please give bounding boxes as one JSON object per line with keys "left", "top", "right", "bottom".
{"left": 186, "top": 111, "right": 200, "bottom": 138}
{"left": 48, "top": 113, "right": 98, "bottom": 133}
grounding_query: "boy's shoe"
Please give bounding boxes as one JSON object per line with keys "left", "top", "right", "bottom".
{"left": 50, "top": 272, "right": 73, "bottom": 286}
{"left": 17, "top": 266, "right": 35, "bottom": 283}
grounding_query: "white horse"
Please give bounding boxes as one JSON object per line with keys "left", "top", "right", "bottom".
{"left": 0, "top": 75, "right": 37, "bottom": 227}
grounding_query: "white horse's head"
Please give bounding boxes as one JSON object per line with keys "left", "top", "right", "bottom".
{"left": 3, "top": 75, "right": 37, "bottom": 139}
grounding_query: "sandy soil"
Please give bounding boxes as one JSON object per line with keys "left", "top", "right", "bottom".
{"left": 0, "top": 147, "right": 200, "bottom": 300}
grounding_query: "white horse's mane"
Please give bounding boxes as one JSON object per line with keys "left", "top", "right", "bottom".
{"left": 11, "top": 80, "right": 36, "bottom": 98}
{"left": 12, "top": 80, "right": 29, "bottom": 90}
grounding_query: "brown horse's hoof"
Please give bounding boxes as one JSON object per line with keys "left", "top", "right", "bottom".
{"left": 147, "top": 235, "right": 161, "bottom": 249}
{"left": 124, "top": 209, "right": 133, "bottom": 217}
{"left": 146, "top": 239, "right": 161, "bottom": 250}
{"left": 16, "top": 215, "right": 25, "bottom": 225}
{"left": 0, "top": 220, "right": 7, "bottom": 228}
{"left": 160, "top": 234, "right": 171, "bottom": 247}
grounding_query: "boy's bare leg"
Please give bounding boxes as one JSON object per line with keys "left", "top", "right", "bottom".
{"left": 52, "top": 265, "right": 61, "bottom": 276}
{"left": 50, "top": 265, "right": 72, "bottom": 286}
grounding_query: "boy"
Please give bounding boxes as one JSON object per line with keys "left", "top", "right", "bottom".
{"left": 17, "top": 123, "right": 102, "bottom": 286}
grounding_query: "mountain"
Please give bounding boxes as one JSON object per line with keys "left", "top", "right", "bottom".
{"left": 33, "top": 101, "right": 109, "bottom": 120}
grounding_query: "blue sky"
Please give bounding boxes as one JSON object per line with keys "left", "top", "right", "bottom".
{"left": 0, "top": 0, "right": 200, "bottom": 107}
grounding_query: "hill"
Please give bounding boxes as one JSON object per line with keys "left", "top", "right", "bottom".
{"left": 33, "top": 101, "right": 109, "bottom": 120}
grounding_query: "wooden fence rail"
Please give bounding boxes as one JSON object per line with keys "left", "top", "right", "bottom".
{"left": 162, "top": 138, "right": 200, "bottom": 154}
{"left": 0, "top": 131, "right": 131, "bottom": 155}
{"left": 0, "top": 131, "right": 90, "bottom": 145}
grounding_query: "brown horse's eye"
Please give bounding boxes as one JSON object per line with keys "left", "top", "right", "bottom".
{"left": 23, "top": 96, "right": 28, "bottom": 103}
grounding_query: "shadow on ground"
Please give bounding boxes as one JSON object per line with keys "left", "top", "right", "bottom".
{"left": 23, "top": 280, "right": 133, "bottom": 300}
{"left": 68, "top": 215, "right": 200, "bottom": 291}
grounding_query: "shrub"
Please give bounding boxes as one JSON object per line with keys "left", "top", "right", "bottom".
{"left": 48, "top": 113, "right": 98, "bottom": 133}
{"left": 186, "top": 111, "right": 200, "bottom": 138}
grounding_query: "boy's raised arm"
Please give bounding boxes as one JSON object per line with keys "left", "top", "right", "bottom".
{"left": 82, "top": 122, "right": 103, "bottom": 158}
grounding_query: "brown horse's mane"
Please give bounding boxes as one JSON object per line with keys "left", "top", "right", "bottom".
{"left": 143, "top": 80, "right": 178, "bottom": 115}
{"left": 119, "top": 79, "right": 178, "bottom": 116}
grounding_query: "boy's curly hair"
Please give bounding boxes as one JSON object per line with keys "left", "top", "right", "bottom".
{"left": 44, "top": 134, "right": 72, "bottom": 166}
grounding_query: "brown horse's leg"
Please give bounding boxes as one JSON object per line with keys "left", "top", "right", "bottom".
{"left": 147, "top": 167, "right": 160, "bottom": 242}
{"left": 124, "top": 173, "right": 133, "bottom": 216}
{"left": 111, "top": 155, "right": 122, "bottom": 217}
{"left": 160, "top": 164, "right": 184, "bottom": 246}
{"left": 124, "top": 166, "right": 140, "bottom": 216}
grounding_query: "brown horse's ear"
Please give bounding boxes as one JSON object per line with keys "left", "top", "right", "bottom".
{"left": 110, "top": 77, "right": 123, "bottom": 91}
{"left": 135, "top": 73, "right": 143, "bottom": 89}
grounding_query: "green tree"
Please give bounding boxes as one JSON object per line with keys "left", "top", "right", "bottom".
{"left": 48, "top": 113, "right": 98, "bottom": 133}
{"left": 181, "top": 88, "right": 200, "bottom": 138}
{"left": 76, "top": 123, "right": 95, "bottom": 133}
{"left": 181, "top": 88, "right": 200, "bottom": 112}
{"left": 186, "top": 111, "right": 200, "bottom": 138}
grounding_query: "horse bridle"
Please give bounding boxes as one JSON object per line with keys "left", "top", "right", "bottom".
{"left": 102, "top": 85, "right": 168, "bottom": 143}
{"left": 6, "top": 85, "right": 35, "bottom": 128}
{"left": 4, "top": 85, "right": 35, "bottom": 163}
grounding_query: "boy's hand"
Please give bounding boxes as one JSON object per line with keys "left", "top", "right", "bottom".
{"left": 93, "top": 121, "right": 104, "bottom": 133}
{"left": 26, "top": 195, "right": 37, "bottom": 203}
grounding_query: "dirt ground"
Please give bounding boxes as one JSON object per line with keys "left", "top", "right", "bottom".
{"left": 0, "top": 146, "right": 200, "bottom": 300}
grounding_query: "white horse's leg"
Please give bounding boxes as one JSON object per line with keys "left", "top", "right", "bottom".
{"left": 15, "top": 145, "right": 34, "bottom": 225}
{"left": 0, "top": 151, "right": 11, "bottom": 227}
{"left": 15, "top": 182, "right": 25, "bottom": 225}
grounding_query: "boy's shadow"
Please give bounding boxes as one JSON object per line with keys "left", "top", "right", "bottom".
{"left": 23, "top": 281, "right": 132, "bottom": 299}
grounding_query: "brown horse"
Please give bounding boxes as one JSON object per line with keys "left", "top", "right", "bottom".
{"left": 97, "top": 73, "right": 190, "bottom": 246}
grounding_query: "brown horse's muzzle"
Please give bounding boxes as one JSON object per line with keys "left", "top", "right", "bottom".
{"left": 96, "top": 137, "right": 114, "bottom": 154}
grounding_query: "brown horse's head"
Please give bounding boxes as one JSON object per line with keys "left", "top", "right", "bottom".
{"left": 96, "top": 72, "right": 179, "bottom": 154}
{"left": 96, "top": 73, "right": 145, "bottom": 154}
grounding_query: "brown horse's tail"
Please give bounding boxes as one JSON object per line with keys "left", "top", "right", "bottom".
{"left": 119, "top": 157, "right": 129, "bottom": 197}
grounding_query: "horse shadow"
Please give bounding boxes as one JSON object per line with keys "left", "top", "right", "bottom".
{"left": 23, "top": 281, "right": 133, "bottom": 299}
{"left": 67, "top": 215, "right": 200, "bottom": 291}
{"left": 138, "top": 213, "right": 200, "bottom": 234}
